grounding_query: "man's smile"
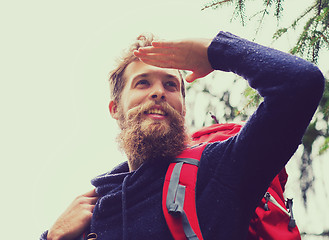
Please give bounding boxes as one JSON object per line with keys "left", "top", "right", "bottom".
{"left": 144, "top": 106, "right": 168, "bottom": 120}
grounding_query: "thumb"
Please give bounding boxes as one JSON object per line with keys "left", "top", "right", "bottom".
{"left": 185, "top": 72, "right": 200, "bottom": 83}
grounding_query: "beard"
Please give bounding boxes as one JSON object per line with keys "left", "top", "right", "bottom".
{"left": 116, "top": 101, "right": 188, "bottom": 171}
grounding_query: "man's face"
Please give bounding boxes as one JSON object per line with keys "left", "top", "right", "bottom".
{"left": 110, "top": 60, "right": 185, "bottom": 128}
{"left": 110, "top": 60, "right": 187, "bottom": 170}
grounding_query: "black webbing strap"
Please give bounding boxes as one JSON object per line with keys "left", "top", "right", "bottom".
{"left": 166, "top": 159, "right": 200, "bottom": 240}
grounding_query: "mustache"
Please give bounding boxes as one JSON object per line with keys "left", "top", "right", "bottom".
{"left": 126, "top": 101, "right": 181, "bottom": 121}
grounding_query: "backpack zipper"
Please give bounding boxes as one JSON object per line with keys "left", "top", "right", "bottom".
{"left": 286, "top": 198, "right": 297, "bottom": 228}
{"left": 264, "top": 192, "right": 290, "bottom": 216}
{"left": 263, "top": 192, "right": 296, "bottom": 228}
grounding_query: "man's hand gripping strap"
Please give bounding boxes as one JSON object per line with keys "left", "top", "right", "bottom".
{"left": 162, "top": 143, "right": 207, "bottom": 240}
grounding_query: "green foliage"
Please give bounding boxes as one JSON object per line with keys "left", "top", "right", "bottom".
{"left": 243, "top": 87, "right": 263, "bottom": 107}
{"left": 290, "top": 6, "right": 329, "bottom": 62}
{"left": 275, "top": 1, "right": 329, "bottom": 63}
{"left": 202, "top": 0, "right": 285, "bottom": 25}
{"left": 319, "top": 137, "right": 329, "bottom": 155}
{"left": 273, "top": 27, "right": 287, "bottom": 39}
{"left": 232, "top": 86, "right": 264, "bottom": 117}
{"left": 201, "top": 0, "right": 235, "bottom": 11}
{"left": 203, "top": 0, "right": 329, "bottom": 63}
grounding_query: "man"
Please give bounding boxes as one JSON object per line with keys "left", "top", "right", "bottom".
{"left": 42, "top": 31, "right": 324, "bottom": 240}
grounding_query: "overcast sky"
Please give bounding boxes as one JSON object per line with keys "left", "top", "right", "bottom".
{"left": 1, "top": 0, "right": 328, "bottom": 239}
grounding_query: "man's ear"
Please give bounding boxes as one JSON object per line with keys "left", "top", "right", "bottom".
{"left": 109, "top": 100, "right": 119, "bottom": 120}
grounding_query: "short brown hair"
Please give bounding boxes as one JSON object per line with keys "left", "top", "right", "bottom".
{"left": 108, "top": 33, "right": 185, "bottom": 103}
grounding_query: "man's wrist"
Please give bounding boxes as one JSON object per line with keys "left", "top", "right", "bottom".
{"left": 47, "top": 229, "right": 66, "bottom": 240}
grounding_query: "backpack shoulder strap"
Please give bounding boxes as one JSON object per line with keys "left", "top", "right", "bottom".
{"left": 162, "top": 143, "right": 207, "bottom": 240}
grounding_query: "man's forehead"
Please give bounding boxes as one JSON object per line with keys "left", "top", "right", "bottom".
{"left": 124, "top": 60, "right": 181, "bottom": 81}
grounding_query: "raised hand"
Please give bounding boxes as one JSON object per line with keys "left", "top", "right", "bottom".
{"left": 134, "top": 38, "right": 213, "bottom": 83}
{"left": 47, "top": 189, "right": 98, "bottom": 240}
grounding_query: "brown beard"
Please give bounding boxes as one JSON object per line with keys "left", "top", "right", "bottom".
{"left": 116, "top": 101, "right": 188, "bottom": 171}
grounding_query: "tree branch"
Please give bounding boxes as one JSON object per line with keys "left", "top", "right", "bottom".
{"left": 202, "top": 0, "right": 234, "bottom": 11}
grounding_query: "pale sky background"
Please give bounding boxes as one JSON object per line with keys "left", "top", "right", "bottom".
{"left": 1, "top": 0, "right": 328, "bottom": 239}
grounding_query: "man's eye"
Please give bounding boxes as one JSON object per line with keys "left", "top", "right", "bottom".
{"left": 136, "top": 80, "right": 149, "bottom": 87}
{"left": 165, "top": 81, "right": 178, "bottom": 90}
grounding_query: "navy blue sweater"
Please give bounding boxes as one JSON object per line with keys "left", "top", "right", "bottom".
{"left": 41, "top": 32, "right": 324, "bottom": 240}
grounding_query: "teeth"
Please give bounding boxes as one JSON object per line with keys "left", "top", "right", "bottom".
{"left": 146, "top": 109, "right": 166, "bottom": 116}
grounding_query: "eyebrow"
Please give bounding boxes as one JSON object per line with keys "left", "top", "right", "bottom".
{"left": 131, "top": 73, "right": 181, "bottom": 86}
{"left": 133, "top": 73, "right": 180, "bottom": 80}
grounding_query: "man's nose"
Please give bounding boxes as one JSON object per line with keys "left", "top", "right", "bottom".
{"left": 150, "top": 84, "right": 165, "bottom": 100}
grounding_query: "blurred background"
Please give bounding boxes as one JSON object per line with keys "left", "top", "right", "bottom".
{"left": 1, "top": 0, "right": 328, "bottom": 239}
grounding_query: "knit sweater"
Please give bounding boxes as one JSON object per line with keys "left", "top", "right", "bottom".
{"left": 41, "top": 31, "right": 324, "bottom": 240}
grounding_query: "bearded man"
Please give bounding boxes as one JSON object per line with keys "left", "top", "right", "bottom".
{"left": 42, "top": 31, "right": 324, "bottom": 240}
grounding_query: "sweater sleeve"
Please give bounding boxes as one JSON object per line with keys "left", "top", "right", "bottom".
{"left": 40, "top": 231, "right": 48, "bottom": 240}
{"left": 39, "top": 230, "right": 87, "bottom": 240}
{"left": 199, "top": 31, "right": 324, "bottom": 206}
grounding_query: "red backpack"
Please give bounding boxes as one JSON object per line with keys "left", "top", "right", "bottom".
{"left": 162, "top": 123, "right": 301, "bottom": 240}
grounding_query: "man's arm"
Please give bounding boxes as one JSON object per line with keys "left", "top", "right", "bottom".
{"left": 41, "top": 189, "right": 98, "bottom": 240}
{"left": 134, "top": 31, "right": 325, "bottom": 207}
{"left": 203, "top": 32, "right": 324, "bottom": 187}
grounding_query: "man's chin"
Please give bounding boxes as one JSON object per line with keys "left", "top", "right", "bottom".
{"left": 140, "top": 119, "right": 170, "bottom": 137}
{"left": 117, "top": 108, "right": 187, "bottom": 170}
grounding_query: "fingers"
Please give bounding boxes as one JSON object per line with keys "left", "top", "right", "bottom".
{"left": 85, "top": 203, "right": 97, "bottom": 213}
{"left": 151, "top": 40, "right": 189, "bottom": 49}
{"left": 151, "top": 41, "right": 177, "bottom": 48}
{"left": 81, "top": 189, "right": 99, "bottom": 205}
{"left": 76, "top": 189, "right": 99, "bottom": 207}
{"left": 185, "top": 73, "right": 197, "bottom": 83}
{"left": 134, "top": 40, "right": 181, "bottom": 57}
{"left": 134, "top": 47, "right": 187, "bottom": 70}
{"left": 133, "top": 40, "right": 184, "bottom": 69}
{"left": 135, "top": 48, "right": 181, "bottom": 70}
{"left": 47, "top": 189, "right": 99, "bottom": 240}
{"left": 83, "top": 188, "right": 98, "bottom": 197}
{"left": 87, "top": 196, "right": 99, "bottom": 205}
{"left": 135, "top": 46, "right": 175, "bottom": 55}
{"left": 134, "top": 38, "right": 214, "bottom": 81}
{"left": 138, "top": 57, "right": 171, "bottom": 69}
{"left": 134, "top": 50, "right": 173, "bottom": 61}
{"left": 133, "top": 50, "right": 175, "bottom": 64}
{"left": 186, "top": 72, "right": 205, "bottom": 83}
